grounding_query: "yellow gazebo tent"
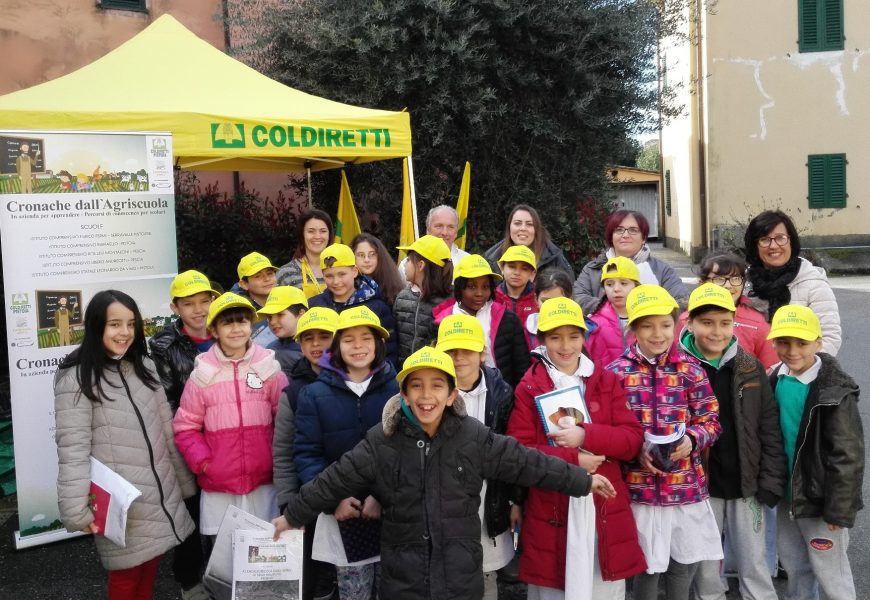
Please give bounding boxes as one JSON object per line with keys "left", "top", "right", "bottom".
{"left": 0, "top": 15, "right": 411, "bottom": 173}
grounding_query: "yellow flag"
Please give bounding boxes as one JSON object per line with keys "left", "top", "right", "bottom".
{"left": 455, "top": 161, "right": 471, "bottom": 250}
{"left": 335, "top": 170, "right": 362, "bottom": 244}
{"left": 398, "top": 158, "right": 416, "bottom": 261}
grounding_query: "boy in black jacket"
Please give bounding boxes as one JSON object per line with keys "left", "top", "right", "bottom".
{"left": 273, "top": 346, "right": 615, "bottom": 600}
{"left": 768, "top": 305, "right": 864, "bottom": 600}
{"left": 680, "top": 284, "right": 786, "bottom": 600}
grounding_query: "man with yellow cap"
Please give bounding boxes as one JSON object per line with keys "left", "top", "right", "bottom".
{"left": 507, "top": 297, "right": 645, "bottom": 598}
{"left": 680, "top": 284, "right": 785, "bottom": 600}
{"left": 767, "top": 305, "right": 863, "bottom": 600}
{"left": 273, "top": 345, "right": 617, "bottom": 600}
{"left": 436, "top": 314, "right": 518, "bottom": 596}
{"left": 606, "top": 284, "right": 723, "bottom": 600}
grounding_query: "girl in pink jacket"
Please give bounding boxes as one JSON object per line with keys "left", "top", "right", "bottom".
{"left": 585, "top": 257, "right": 640, "bottom": 366}
{"left": 174, "top": 293, "right": 288, "bottom": 539}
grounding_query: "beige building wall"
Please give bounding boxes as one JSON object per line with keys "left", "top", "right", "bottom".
{"left": 661, "top": 0, "right": 870, "bottom": 253}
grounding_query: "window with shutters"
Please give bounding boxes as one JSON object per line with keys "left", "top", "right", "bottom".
{"left": 99, "top": 0, "right": 147, "bottom": 12}
{"left": 665, "top": 170, "right": 672, "bottom": 216}
{"left": 807, "top": 154, "right": 846, "bottom": 208}
{"left": 799, "top": 0, "right": 843, "bottom": 52}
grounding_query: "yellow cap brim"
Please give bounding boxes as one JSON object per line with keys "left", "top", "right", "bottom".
{"left": 207, "top": 301, "right": 256, "bottom": 327}
{"left": 537, "top": 317, "right": 587, "bottom": 333}
{"left": 397, "top": 363, "right": 456, "bottom": 384}
{"left": 766, "top": 327, "right": 820, "bottom": 342}
{"left": 627, "top": 304, "right": 679, "bottom": 324}
{"left": 455, "top": 269, "right": 503, "bottom": 281}
{"left": 435, "top": 338, "right": 485, "bottom": 353}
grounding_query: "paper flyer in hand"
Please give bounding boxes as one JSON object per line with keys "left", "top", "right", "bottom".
{"left": 232, "top": 529, "right": 303, "bottom": 600}
{"left": 205, "top": 504, "right": 274, "bottom": 587}
{"left": 643, "top": 423, "right": 686, "bottom": 471}
{"left": 88, "top": 457, "right": 142, "bottom": 547}
{"left": 533, "top": 385, "right": 591, "bottom": 446}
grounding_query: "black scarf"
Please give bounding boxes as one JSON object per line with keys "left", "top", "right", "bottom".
{"left": 747, "top": 255, "right": 802, "bottom": 321}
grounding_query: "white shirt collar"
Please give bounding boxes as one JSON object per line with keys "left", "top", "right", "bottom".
{"left": 777, "top": 355, "right": 822, "bottom": 384}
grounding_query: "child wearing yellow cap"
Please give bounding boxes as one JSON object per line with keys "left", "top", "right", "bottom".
{"left": 507, "top": 297, "right": 645, "bottom": 597}
{"left": 606, "top": 285, "right": 723, "bottom": 599}
{"left": 394, "top": 235, "right": 454, "bottom": 365}
{"left": 273, "top": 346, "right": 617, "bottom": 599}
{"left": 293, "top": 306, "right": 399, "bottom": 600}
{"left": 679, "top": 284, "right": 786, "bottom": 600}
{"left": 435, "top": 315, "right": 518, "bottom": 595}
{"left": 310, "top": 243, "right": 398, "bottom": 367}
{"left": 495, "top": 245, "right": 539, "bottom": 350}
{"left": 767, "top": 305, "right": 863, "bottom": 599}
{"left": 432, "top": 254, "right": 530, "bottom": 387}
{"left": 256, "top": 286, "right": 309, "bottom": 378}
{"left": 173, "top": 292, "right": 288, "bottom": 547}
{"left": 585, "top": 256, "right": 641, "bottom": 366}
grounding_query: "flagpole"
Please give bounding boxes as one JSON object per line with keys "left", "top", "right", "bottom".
{"left": 406, "top": 156, "right": 420, "bottom": 238}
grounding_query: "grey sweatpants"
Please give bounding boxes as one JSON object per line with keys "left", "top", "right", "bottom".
{"left": 776, "top": 502, "right": 855, "bottom": 600}
{"left": 694, "top": 497, "right": 777, "bottom": 600}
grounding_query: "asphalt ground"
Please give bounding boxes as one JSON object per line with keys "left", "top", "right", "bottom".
{"left": 0, "top": 282, "right": 867, "bottom": 599}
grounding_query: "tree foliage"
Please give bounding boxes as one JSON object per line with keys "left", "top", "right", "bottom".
{"left": 233, "top": 0, "right": 666, "bottom": 265}
{"left": 636, "top": 142, "right": 661, "bottom": 171}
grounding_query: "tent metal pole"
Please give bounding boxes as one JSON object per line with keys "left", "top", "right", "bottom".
{"left": 306, "top": 161, "right": 313, "bottom": 207}
{"left": 407, "top": 155, "right": 420, "bottom": 239}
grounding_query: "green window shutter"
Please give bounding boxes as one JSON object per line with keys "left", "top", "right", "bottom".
{"left": 100, "top": 0, "right": 147, "bottom": 11}
{"left": 800, "top": 0, "right": 844, "bottom": 52}
{"left": 807, "top": 153, "right": 846, "bottom": 209}
{"left": 665, "top": 170, "right": 672, "bottom": 216}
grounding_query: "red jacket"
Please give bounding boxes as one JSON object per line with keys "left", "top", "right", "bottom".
{"left": 507, "top": 358, "right": 646, "bottom": 587}
{"left": 495, "top": 283, "right": 538, "bottom": 350}
{"left": 678, "top": 295, "right": 777, "bottom": 368}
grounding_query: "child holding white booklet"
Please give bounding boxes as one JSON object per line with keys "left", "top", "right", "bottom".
{"left": 507, "top": 297, "right": 645, "bottom": 600}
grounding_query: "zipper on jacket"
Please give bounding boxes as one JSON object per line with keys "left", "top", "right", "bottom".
{"left": 234, "top": 362, "right": 248, "bottom": 484}
{"left": 650, "top": 365, "right": 661, "bottom": 502}
{"left": 418, "top": 440, "right": 431, "bottom": 541}
{"left": 118, "top": 366, "right": 182, "bottom": 543}
{"left": 789, "top": 402, "right": 821, "bottom": 519}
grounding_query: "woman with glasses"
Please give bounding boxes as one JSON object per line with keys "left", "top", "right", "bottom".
{"left": 572, "top": 210, "right": 689, "bottom": 316}
{"left": 677, "top": 251, "right": 779, "bottom": 368}
{"left": 743, "top": 210, "right": 841, "bottom": 355}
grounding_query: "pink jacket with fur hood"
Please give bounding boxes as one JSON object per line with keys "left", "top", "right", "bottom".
{"left": 174, "top": 343, "right": 287, "bottom": 495}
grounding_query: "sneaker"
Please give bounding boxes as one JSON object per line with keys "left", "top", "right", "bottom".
{"left": 181, "top": 582, "right": 212, "bottom": 600}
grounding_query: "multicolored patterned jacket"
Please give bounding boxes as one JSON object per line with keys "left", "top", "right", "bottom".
{"left": 607, "top": 346, "right": 721, "bottom": 506}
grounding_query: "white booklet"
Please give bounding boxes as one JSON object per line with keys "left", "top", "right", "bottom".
{"left": 88, "top": 457, "right": 142, "bottom": 547}
{"left": 533, "top": 385, "right": 591, "bottom": 446}
{"left": 205, "top": 505, "right": 274, "bottom": 588}
{"left": 232, "top": 529, "right": 303, "bottom": 600}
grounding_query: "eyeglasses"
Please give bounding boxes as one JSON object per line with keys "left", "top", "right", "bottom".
{"left": 757, "top": 234, "right": 789, "bottom": 248}
{"left": 614, "top": 226, "right": 641, "bottom": 237}
{"left": 707, "top": 275, "right": 744, "bottom": 287}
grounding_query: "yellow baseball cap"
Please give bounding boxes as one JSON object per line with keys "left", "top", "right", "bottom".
{"left": 207, "top": 292, "right": 256, "bottom": 327}
{"left": 454, "top": 254, "right": 503, "bottom": 281}
{"left": 688, "top": 282, "right": 736, "bottom": 313}
{"left": 498, "top": 245, "right": 537, "bottom": 270}
{"left": 335, "top": 305, "right": 390, "bottom": 338}
{"left": 537, "top": 297, "right": 587, "bottom": 332}
{"left": 397, "top": 235, "right": 452, "bottom": 267}
{"left": 237, "top": 252, "right": 277, "bottom": 279}
{"left": 320, "top": 243, "right": 356, "bottom": 269}
{"left": 767, "top": 305, "right": 822, "bottom": 341}
{"left": 294, "top": 307, "right": 339, "bottom": 340}
{"left": 397, "top": 346, "right": 457, "bottom": 384}
{"left": 435, "top": 314, "right": 485, "bottom": 352}
{"left": 600, "top": 256, "right": 641, "bottom": 283}
{"left": 626, "top": 284, "right": 680, "bottom": 324}
{"left": 169, "top": 270, "right": 218, "bottom": 300}
{"left": 257, "top": 286, "right": 309, "bottom": 317}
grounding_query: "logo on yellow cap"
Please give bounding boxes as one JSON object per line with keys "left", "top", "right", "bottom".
{"left": 170, "top": 270, "right": 218, "bottom": 300}
{"left": 498, "top": 245, "right": 537, "bottom": 270}
{"left": 537, "top": 297, "right": 586, "bottom": 332}
{"left": 436, "top": 314, "right": 485, "bottom": 352}
{"left": 767, "top": 304, "right": 822, "bottom": 341}
{"left": 397, "top": 235, "right": 452, "bottom": 267}
{"left": 294, "top": 307, "right": 339, "bottom": 340}
{"left": 397, "top": 346, "right": 457, "bottom": 384}
{"left": 626, "top": 284, "right": 680, "bottom": 324}
{"left": 687, "top": 282, "right": 736, "bottom": 313}
{"left": 237, "top": 252, "right": 277, "bottom": 279}
{"left": 454, "top": 254, "right": 503, "bottom": 281}
{"left": 207, "top": 292, "right": 256, "bottom": 328}
{"left": 335, "top": 305, "right": 390, "bottom": 338}
{"left": 257, "top": 286, "right": 309, "bottom": 316}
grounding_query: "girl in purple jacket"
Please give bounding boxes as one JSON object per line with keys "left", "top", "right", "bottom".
{"left": 174, "top": 293, "right": 287, "bottom": 541}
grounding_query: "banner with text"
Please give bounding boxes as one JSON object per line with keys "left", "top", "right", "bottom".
{"left": 0, "top": 130, "right": 177, "bottom": 548}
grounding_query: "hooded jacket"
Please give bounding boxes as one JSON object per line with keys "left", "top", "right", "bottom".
{"left": 173, "top": 343, "right": 286, "bottom": 494}
{"left": 484, "top": 239, "right": 574, "bottom": 278}
{"left": 432, "top": 298, "right": 530, "bottom": 387}
{"left": 309, "top": 275, "right": 398, "bottom": 366}
{"left": 677, "top": 296, "right": 779, "bottom": 368}
{"left": 585, "top": 301, "right": 635, "bottom": 368}
{"left": 679, "top": 334, "right": 787, "bottom": 504}
{"left": 283, "top": 393, "right": 592, "bottom": 600}
{"left": 494, "top": 282, "right": 538, "bottom": 350}
{"left": 607, "top": 345, "right": 721, "bottom": 506}
{"left": 55, "top": 358, "right": 196, "bottom": 571}
{"left": 392, "top": 287, "right": 447, "bottom": 365}
{"left": 148, "top": 319, "right": 203, "bottom": 413}
{"left": 508, "top": 355, "right": 646, "bottom": 586}
{"left": 573, "top": 250, "right": 689, "bottom": 316}
{"left": 294, "top": 358, "right": 399, "bottom": 485}
{"left": 771, "top": 353, "right": 864, "bottom": 527}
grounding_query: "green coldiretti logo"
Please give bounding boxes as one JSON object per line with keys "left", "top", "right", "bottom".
{"left": 211, "top": 123, "right": 246, "bottom": 148}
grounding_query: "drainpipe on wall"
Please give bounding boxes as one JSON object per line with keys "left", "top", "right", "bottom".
{"left": 656, "top": 11, "right": 666, "bottom": 244}
{"left": 695, "top": 2, "right": 708, "bottom": 254}
{"left": 222, "top": 0, "right": 241, "bottom": 196}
